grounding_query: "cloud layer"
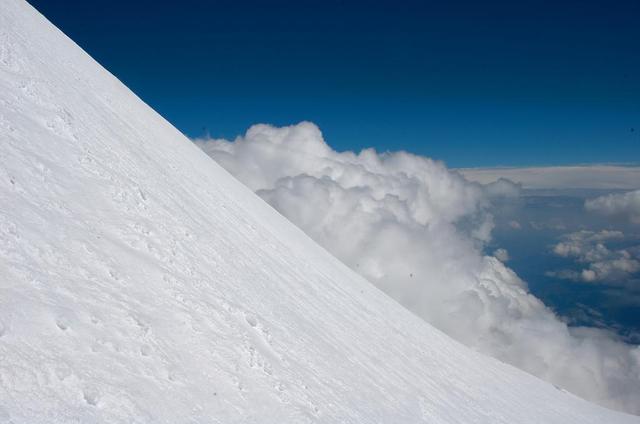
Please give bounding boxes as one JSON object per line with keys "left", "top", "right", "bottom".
{"left": 548, "top": 230, "right": 640, "bottom": 284}
{"left": 460, "top": 166, "right": 640, "bottom": 190}
{"left": 586, "top": 190, "right": 640, "bottom": 224}
{"left": 196, "top": 122, "right": 640, "bottom": 414}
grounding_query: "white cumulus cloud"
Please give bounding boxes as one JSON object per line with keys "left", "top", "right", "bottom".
{"left": 509, "top": 220, "right": 522, "bottom": 230}
{"left": 493, "top": 248, "right": 510, "bottom": 262}
{"left": 586, "top": 190, "right": 640, "bottom": 224}
{"left": 195, "top": 121, "right": 640, "bottom": 414}
{"left": 549, "top": 230, "right": 640, "bottom": 284}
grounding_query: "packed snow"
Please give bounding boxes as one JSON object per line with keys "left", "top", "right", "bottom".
{"left": 0, "top": 0, "right": 638, "bottom": 422}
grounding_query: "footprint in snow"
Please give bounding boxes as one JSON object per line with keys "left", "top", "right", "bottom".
{"left": 56, "top": 317, "right": 70, "bottom": 331}
{"left": 140, "top": 344, "right": 152, "bottom": 357}
{"left": 245, "top": 314, "right": 257, "bottom": 328}
{"left": 83, "top": 387, "right": 99, "bottom": 406}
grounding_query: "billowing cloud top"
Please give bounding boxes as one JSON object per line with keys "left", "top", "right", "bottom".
{"left": 201, "top": 122, "right": 488, "bottom": 230}
{"left": 196, "top": 122, "right": 640, "bottom": 414}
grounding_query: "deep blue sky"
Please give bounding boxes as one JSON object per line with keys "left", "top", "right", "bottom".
{"left": 28, "top": 0, "right": 640, "bottom": 167}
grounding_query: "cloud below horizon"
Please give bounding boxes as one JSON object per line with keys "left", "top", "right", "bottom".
{"left": 195, "top": 121, "right": 640, "bottom": 414}
{"left": 586, "top": 190, "right": 640, "bottom": 224}
{"left": 460, "top": 166, "right": 640, "bottom": 190}
{"left": 547, "top": 230, "right": 640, "bottom": 284}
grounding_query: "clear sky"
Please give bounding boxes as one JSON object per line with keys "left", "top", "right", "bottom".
{"left": 27, "top": 0, "right": 640, "bottom": 167}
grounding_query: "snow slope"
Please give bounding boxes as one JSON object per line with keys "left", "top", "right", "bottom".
{"left": 0, "top": 0, "right": 637, "bottom": 422}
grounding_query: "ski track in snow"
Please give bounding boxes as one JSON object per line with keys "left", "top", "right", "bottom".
{"left": 0, "top": 0, "right": 638, "bottom": 422}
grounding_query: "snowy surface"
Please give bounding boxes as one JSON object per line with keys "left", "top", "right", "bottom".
{"left": 0, "top": 0, "right": 638, "bottom": 422}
